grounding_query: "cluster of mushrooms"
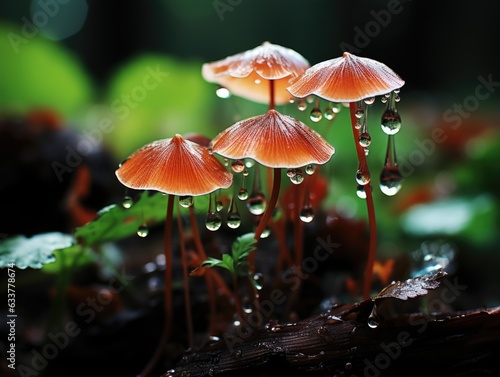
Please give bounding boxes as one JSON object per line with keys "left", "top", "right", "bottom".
{"left": 115, "top": 42, "right": 404, "bottom": 352}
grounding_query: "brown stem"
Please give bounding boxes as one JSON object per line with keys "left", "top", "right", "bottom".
{"left": 177, "top": 205, "right": 194, "bottom": 347}
{"left": 269, "top": 79, "right": 275, "bottom": 110}
{"left": 254, "top": 168, "right": 281, "bottom": 241}
{"left": 349, "top": 102, "right": 377, "bottom": 300}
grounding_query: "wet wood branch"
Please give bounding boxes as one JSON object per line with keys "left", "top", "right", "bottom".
{"left": 163, "top": 300, "right": 500, "bottom": 377}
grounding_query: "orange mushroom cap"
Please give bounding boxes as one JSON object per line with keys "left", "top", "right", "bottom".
{"left": 202, "top": 41, "right": 310, "bottom": 105}
{"left": 287, "top": 52, "right": 405, "bottom": 102}
{"left": 210, "top": 109, "right": 335, "bottom": 168}
{"left": 116, "top": 134, "right": 233, "bottom": 196}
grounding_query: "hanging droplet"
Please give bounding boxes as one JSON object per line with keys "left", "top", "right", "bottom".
{"left": 297, "top": 98, "right": 307, "bottom": 111}
{"left": 245, "top": 159, "right": 255, "bottom": 169}
{"left": 242, "top": 296, "right": 253, "bottom": 314}
{"left": 137, "top": 223, "right": 149, "bottom": 238}
{"left": 205, "top": 212, "right": 222, "bottom": 231}
{"left": 178, "top": 195, "right": 193, "bottom": 208}
{"left": 227, "top": 195, "right": 241, "bottom": 229}
{"left": 254, "top": 78, "right": 261, "bottom": 85}
{"left": 259, "top": 227, "right": 271, "bottom": 238}
{"left": 216, "top": 86, "right": 231, "bottom": 99}
{"left": 356, "top": 184, "right": 367, "bottom": 199}
{"left": 289, "top": 97, "right": 296, "bottom": 104}
{"left": 216, "top": 200, "right": 224, "bottom": 212}
{"left": 253, "top": 273, "right": 264, "bottom": 290}
{"left": 310, "top": 107, "right": 322, "bottom": 122}
{"left": 367, "top": 304, "right": 380, "bottom": 329}
{"left": 363, "top": 97, "right": 375, "bottom": 105}
{"left": 287, "top": 168, "right": 298, "bottom": 178}
{"left": 242, "top": 169, "right": 249, "bottom": 177}
{"left": 355, "top": 103, "right": 364, "bottom": 119}
{"left": 380, "top": 135, "right": 403, "bottom": 196}
{"left": 306, "top": 95, "right": 315, "bottom": 104}
{"left": 355, "top": 169, "right": 371, "bottom": 185}
{"left": 233, "top": 314, "right": 241, "bottom": 327}
{"left": 381, "top": 109, "right": 402, "bottom": 135}
{"left": 299, "top": 206, "right": 314, "bottom": 223}
{"left": 290, "top": 171, "right": 304, "bottom": 185}
{"left": 381, "top": 96, "right": 388, "bottom": 104}
{"left": 355, "top": 120, "right": 362, "bottom": 130}
{"left": 323, "top": 106, "right": 335, "bottom": 120}
{"left": 227, "top": 212, "right": 241, "bottom": 229}
{"left": 231, "top": 159, "right": 245, "bottom": 173}
{"left": 247, "top": 192, "right": 267, "bottom": 215}
{"left": 331, "top": 102, "right": 342, "bottom": 114}
{"left": 122, "top": 196, "right": 133, "bottom": 209}
{"left": 238, "top": 188, "right": 249, "bottom": 201}
{"left": 305, "top": 164, "right": 316, "bottom": 175}
{"left": 380, "top": 166, "right": 403, "bottom": 196}
{"left": 358, "top": 132, "right": 372, "bottom": 148}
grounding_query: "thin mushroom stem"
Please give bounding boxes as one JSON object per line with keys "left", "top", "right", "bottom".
{"left": 269, "top": 79, "right": 275, "bottom": 110}
{"left": 177, "top": 204, "right": 194, "bottom": 348}
{"left": 164, "top": 194, "right": 175, "bottom": 337}
{"left": 254, "top": 167, "right": 281, "bottom": 241}
{"left": 349, "top": 102, "right": 377, "bottom": 300}
{"left": 139, "top": 194, "right": 175, "bottom": 377}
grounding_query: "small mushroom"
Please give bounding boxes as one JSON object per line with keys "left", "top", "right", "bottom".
{"left": 210, "top": 109, "right": 334, "bottom": 240}
{"left": 202, "top": 41, "right": 310, "bottom": 108}
{"left": 287, "top": 52, "right": 404, "bottom": 299}
{"left": 115, "top": 134, "right": 232, "bottom": 348}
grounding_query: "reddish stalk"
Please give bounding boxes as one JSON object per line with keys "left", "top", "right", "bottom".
{"left": 139, "top": 194, "right": 175, "bottom": 377}
{"left": 349, "top": 102, "right": 377, "bottom": 299}
{"left": 177, "top": 205, "right": 194, "bottom": 347}
{"left": 188, "top": 205, "right": 232, "bottom": 332}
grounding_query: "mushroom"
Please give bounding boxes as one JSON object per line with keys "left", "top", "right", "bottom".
{"left": 287, "top": 52, "right": 405, "bottom": 299}
{"left": 210, "top": 109, "right": 335, "bottom": 242}
{"left": 115, "top": 134, "right": 232, "bottom": 351}
{"left": 202, "top": 41, "right": 310, "bottom": 108}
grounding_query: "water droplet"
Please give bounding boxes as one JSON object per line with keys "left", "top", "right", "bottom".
{"left": 178, "top": 195, "right": 193, "bottom": 208}
{"left": 245, "top": 159, "right": 255, "bottom": 168}
{"left": 122, "top": 196, "right": 133, "bottom": 209}
{"left": 299, "top": 206, "right": 314, "bottom": 223}
{"left": 227, "top": 212, "right": 241, "bottom": 229}
{"left": 345, "top": 362, "right": 353, "bottom": 370}
{"left": 242, "top": 169, "right": 249, "bottom": 177}
{"left": 297, "top": 98, "right": 307, "bottom": 111}
{"left": 289, "top": 97, "right": 296, "bottom": 104}
{"left": 259, "top": 227, "right": 271, "bottom": 238}
{"left": 380, "top": 166, "right": 403, "bottom": 196}
{"left": 355, "top": 120, "right": 362, "bottom": 130}
{"left": 238, "top": 188, "right": 249, "bottom": 201}
{"left": 355, "top": 169, "right": 371, "bottom": 185}
{"left": 290, "top": 169, "right": 304, "bottom": 184}
{"left": 216, "top": 86, "right": 231, "bottom": 99}
{"left": 231, "top": 159, "right": 245, "bottom": 173}
{"left": 287, "top": 168, "right": 297, "bottom": 178}
{"left": 355, "top": 107, "right": 364, "bottom": 119}
{"left": 381, "top": 96, "right": 388, "bottom": 104}
{"left": 331, "top": 103, "right": 341, "bottom": 113}
{"left": 247, "top": 192, "right": 266, "bottom": 215}
{"left": 363, "top": 97, "right": 375, "bottom": 105}
{"left": 393, "top": 88, "right": 400, "bottom": 94}
{"left": 216, "top": 200, "right": 224, "bottom": 212}
{"left": 305, "top": 164, "right": 316, "bottom": 175}
{"left": 356, "top": 184, "right": 367, "bottom": 199}
{"left": 243, "top": 298, "right": 253, "bottom": 314}
{"left": 368, "top": 304, "right": 380, "bottom": 329}
{"left": 233, "top": 314, "right": 241, "bottom": 327}
{"left": 254, "top": 78, "right": 261, "bottom": 84}
{"left": 310, "top": 107, "right": 322, "bottom": 122}
{"left": 381, "top": 109, "right": 402, "bottom": 135}
{"left": 358, "top": 132, "right": 372, "bottom": 148}
{"left": 205, "top": 212, "right": 222, "bottom": 231}
{"left": 323, "top": 107, "right": 335, "bottom": 120}
{"left": 137, "top": 223, "right": 149, "bottom": 238}
{"left": 306, "top": 95, "right": 315, "bottom": 103}
{"left": 394, "top": 94, "right": 401, "bottom": 102}
{"left": 253, "top": 273, "right": 264, "bottom": 290}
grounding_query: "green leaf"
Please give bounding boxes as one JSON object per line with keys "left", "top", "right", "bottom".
{"left": 74, "top": 191, "right": 209, "bottom": 246}
{"left": 0, "top": 232, "right": 74, "bottom": 269}
{"left": 222, "top": 253, "right": 235, "bottom": 273}
{"left": 201, "top": 256, "right": 234, "bottom": 273}
{"left": 42, "top": 244, "right": 95, "bottom": 274}
{"left": 231, "top": 233, "right": 257, "bottom": 265}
